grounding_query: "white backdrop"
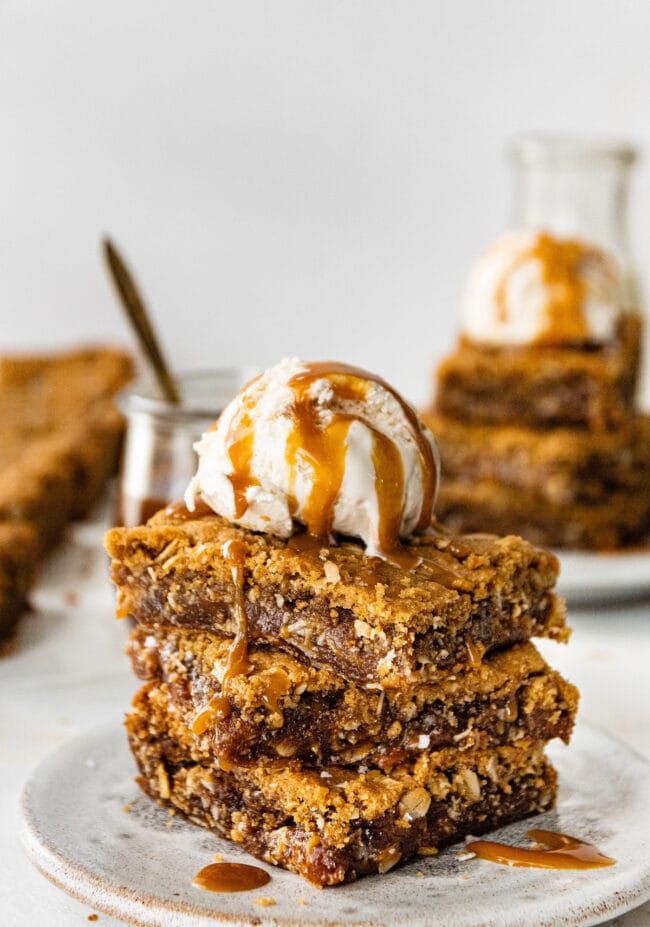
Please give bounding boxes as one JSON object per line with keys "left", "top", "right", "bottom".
{"left": 2, "top": 0, "right": 650, "bottom": 405}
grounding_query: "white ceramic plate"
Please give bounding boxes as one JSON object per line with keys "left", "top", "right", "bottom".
{"left": 556, "top": 548, "right": 650, "bottom": 606}
{"left": 19, "top": 723, "right": 650, "bottom": 927}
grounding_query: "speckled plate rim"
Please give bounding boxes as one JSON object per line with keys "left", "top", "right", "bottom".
{"left": 18, "top": 722, "right": 650, "bottom": 927}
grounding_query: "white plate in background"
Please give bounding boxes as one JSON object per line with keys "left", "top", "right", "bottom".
{"left": 556, "top": 548, "right": 650, "bottom": 606}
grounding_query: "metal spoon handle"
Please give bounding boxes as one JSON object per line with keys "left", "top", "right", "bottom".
{"left": 103, "top": 237, "right": 181, "bottom": 404}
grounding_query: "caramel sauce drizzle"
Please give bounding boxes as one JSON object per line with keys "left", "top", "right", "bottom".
{"left": 164, "top": 499, "right": 215, "bottom": 522}
{"left": 287, "top": 532, "right": 329, "bottom": 552}
{"left": 292, "top": 362, "right": 437, "bottom": 536}
{"left": 259, "top": 668, "right": 291, "bottom": 714}
{"left": 464, "top": 637, "right": 485, "bottom": 669}
{"left": 285, "top": 408, "right": 353, "bottom": 539}
{"left": 221, "top": 538, "right": 251, "bottom": 681}
{"left": 501, "top": 694, "right": 519, "bottom": 722}
{"left": 466, "top": 829, "right": 616, "bottom": 870}
{"left": 220, "top": 361, "right": 436, "bottom": 565}
{"left": 426, "top": 527, "right": 472, "bottom": 559}
{"left": 191, "top": 694, "right": 231, "bottom": 736}
{"left": 355, "top": 556, "right": 389, "bottom": 588}
{"left": 191, "top": 538, "right": 250, "bottom": 743}
{"left": 496, "top": 233, "right": 595, "bottom": 344}
{"left": 192, "top": 861, "right": 271, "bottom": 892}
{"left": 225, "top": 421, "right": 259, "bottom": 520}
{"left": 417, "top": 551, "right": 466, "bottom": 588}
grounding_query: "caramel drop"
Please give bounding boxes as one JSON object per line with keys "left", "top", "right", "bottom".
{"left": 466, "top": 829, "right": 616, "bottom": 870}
{"left": 192, "top": 862, "right": 271, "bottom": 892}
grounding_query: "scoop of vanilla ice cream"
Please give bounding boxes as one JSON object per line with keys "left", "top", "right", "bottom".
{"left": 185, "top": 358, "right": 439, "bottom": 556}
{"left": 461, "top": 228, "right": 624, "bottom": 346}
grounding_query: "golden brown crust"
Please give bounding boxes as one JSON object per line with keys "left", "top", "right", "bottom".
{"left": 426, "top": 412, "right": 650, "bottom": 496}
{"left": 0, "top": 521, "right": 38, "bottom": 637}
{"left": 106, "top": 512, "right": 568, "bottom": 688}
{"left": 127, "top": 680, "right": 559, "bottom": 885}
{"left": 425, "top": 411, "right": 650, "bottom": 512}
{"left": 129, "top": 626, "right": 578, "bottom": 767}
{"left": 437, "top": 476, "right": 650, "bottom": 551}
{"left": 434, "top": 311, "right": 642, "bottom": 430}
{"left": 0, "top": 346, "right": 133, "bottom": 634}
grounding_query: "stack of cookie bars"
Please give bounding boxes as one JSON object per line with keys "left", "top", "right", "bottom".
{"left": 0, "top": 347, "right": 132, "bottom": 635}
{"left": 106, "top": 507, "right": 577, "bottom": 885}
{"left": 426, "top": 311, "right": 650, "bottom": 549}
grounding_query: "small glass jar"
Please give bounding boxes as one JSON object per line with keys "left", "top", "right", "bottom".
{"left": 115, "top": 368, "right": 256, "bottom": 527}
{"left": 510, "top": 134, "right": 641, "bottom": 308}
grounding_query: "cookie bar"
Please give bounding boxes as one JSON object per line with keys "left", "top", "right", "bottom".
{"left": 436, "top": 477, "right": 650, "bottom": 551}
{"left": 0, "top": 346, "right": 133, "bottom": 634}
{"left": 434, "top": 312, "right": 642, "bottom": 430}
{"left": 426, "top": 412, "right": 650, "bottom": 508}
{"left": 106, "top": 509, "right": 568, "bottom": 690}
{"left": 129, "top": 626, "right": 578, "bottom": 769}
{"left": 127, "top": 680, "right": 558, "bottom": 886}
{"left": 0, "top": 522, "right": 38, "bottom": 637}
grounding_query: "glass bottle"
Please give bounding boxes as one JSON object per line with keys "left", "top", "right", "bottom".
{"left": 115, "top": 368, "right": 256, "bottom": 527}
{"left": 510, "top": 134, "right": 641, "bottom": 308}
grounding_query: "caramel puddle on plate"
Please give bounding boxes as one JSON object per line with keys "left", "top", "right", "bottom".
{"left": 466, "top": 829, "right": 616, "bottom": 870}
{"left": 192, "top": 861, "right": 271, "bottom": 892}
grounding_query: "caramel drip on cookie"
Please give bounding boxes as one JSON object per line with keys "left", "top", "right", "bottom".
{"left": 222, "top": 539, "right": 251, "bottom": 683}
{"left": 164, "top": 499, "right": 214, "bottom": 522}
{"left": 191, "top": 538, "right": 250, "bottom": 743}
{"left": 464, "top": 637, "right": 484, "bottom": 669}
{"left": 259, "top": 668, "right": 291, "bottom": 714}
{"left": 466, "top": 829, "right": 616, "bottom": 870}
{"left": 191, "top": 694, "right": 231, "bottom": 736}
{"left": 496, "top": 233, "right": 595, "bottom": 344}
{"left": 416, "top": 550, "right": 466, "bottom": 588}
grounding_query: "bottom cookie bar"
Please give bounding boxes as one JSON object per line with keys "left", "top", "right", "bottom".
{"left": 0, "top": 521, "right": 38, "bottom": 637}
{"left": 127, "top": 683, "right": 558, "bottom": 886}
{"left": 437, "top": 478, "right": 650, "bottom": 551}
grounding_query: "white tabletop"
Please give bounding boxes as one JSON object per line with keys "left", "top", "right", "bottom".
{"left": 2, "top": 501, "right": 649, "bottom": 927}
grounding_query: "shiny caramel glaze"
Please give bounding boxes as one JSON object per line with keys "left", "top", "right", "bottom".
{"left": 220, "top": 361, "right": 437, "bottom": 563}
{"left": 426, "top": 527, "right": 472, "bottom": 559}
{"left": 191, "top": 694, "right": 231, "bottom": 736}
{"left": 164, "top": 499, "right": 215, "bottom": 522}
{"left": 221, "top": 538, "right": 251, "bottom": 683}
{"left": 286, "top": 531, "right": 329, "bottom": 552}
{"left": 259, "top": 668, "right": 291, "bottom": 714}
{"left": 466, "top": 828, "right": 616, "bottom": 870}
{"left": 192, "top": 861, "right": 271, "bottom": 892}
{"left": 496, "top": 233, "right": 615, "bottom": 345}
{"left": 191, "top": 538, "right": 250, "bottom": 747}
{"left": 464, "top": 637, "right": 485, "bottom": 669}
{"left": 416, "top": 552, "right": 466, "bottom": 587}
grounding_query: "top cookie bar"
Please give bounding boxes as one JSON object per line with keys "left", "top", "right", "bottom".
{"left": 434, "top": 312, "right": 642, "bottom": 431}
{"left": 106, "top": 507, "right": 567, "bottom": 691}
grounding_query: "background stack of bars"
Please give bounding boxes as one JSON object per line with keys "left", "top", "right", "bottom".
{"left": 0, "top": 348, "right": 133, "bottom": 636}
{"left": 426, "top": 312, "right": 650, "bottom": 550}
{"left": 106, "top": 507, "right": 578, "bottom": 886}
